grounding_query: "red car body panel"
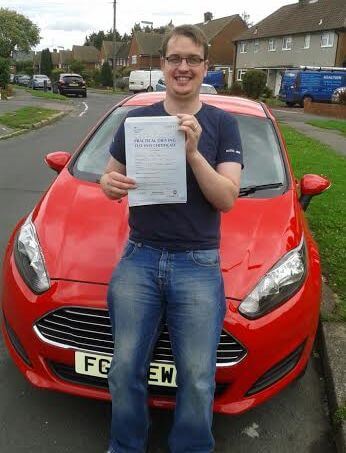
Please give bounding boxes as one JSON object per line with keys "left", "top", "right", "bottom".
{"left": 1, "top": 93, "right": 323, "bottom": 415}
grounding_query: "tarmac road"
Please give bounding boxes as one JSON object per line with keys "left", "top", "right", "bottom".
{"left": 0, "top": 91, "right": 336, "bottom": 452}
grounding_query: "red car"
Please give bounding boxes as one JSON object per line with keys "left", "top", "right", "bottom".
{"left": 1, "top": 93, "right": 330, "bottom": 414}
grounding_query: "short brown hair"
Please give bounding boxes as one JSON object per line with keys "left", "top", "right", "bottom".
{"left": 161, "top": 24, "right": 209, "bottom": 59}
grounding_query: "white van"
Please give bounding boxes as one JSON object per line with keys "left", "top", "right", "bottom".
{"left": 129, "top": 70, "right": 163, "bottom": 93}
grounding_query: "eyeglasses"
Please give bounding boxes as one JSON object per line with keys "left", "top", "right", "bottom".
{"left": 165, "top": 55, "right": 205, "bottom": 66}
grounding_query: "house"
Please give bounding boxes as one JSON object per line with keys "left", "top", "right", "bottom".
{"left": 233, "top": 0, "right": 346, "bottom": 95}
{"left": 51, "top": 49, "right": 60, "bottom": 69}
{"left": 100, "top": 41, "right": 130, "bottom": 68}
{"left": 59, "top": 50, "right": 73, "bottom": 71}
{"left": 72, "top": 45, "right": 100, "bottom": 70}
{"left": 127, "top": 32, "right": 163, "bottom": 69}
{"left": 196, "top": 12, "right": 247, "bottom": 76}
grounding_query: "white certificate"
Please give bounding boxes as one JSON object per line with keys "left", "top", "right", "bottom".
{"left": 125, "top": 116, "right": 187, "bottom": 207}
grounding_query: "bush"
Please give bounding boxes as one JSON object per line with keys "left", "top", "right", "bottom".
{"left": 242, "top": 70, "right": 267, "bottom": 99}
{"left": 229, "top": 81, "right": 244, "bottom": 96}
{"left": 51, "top": 68, "right": 65, "bottom": 82}
{"left": 116, "top": 78, "right": 128, "bottom": 90}
{"left": 262, "top": 85, "right": 273, "bottom": 99}
{"left": 70, "top": 60, "right": 85, "bottom": 75}
{"left": 100, "top": 62, "right": 113, "bottom": 87}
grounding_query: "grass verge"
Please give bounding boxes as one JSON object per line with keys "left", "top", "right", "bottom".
{"left": 0, "top": 106, "right": 60, "bottom": 129}
{"left": 281, "top": 124, "right": 346, "bottom": 321}
{"left": 306, "top": 119, "right": 346, "bottom": 136}
{"left": 262, "top": 97, "right": 287, "bottom": 107}
{"left": 25, "top": 88, "right": 68, "bottom": 101}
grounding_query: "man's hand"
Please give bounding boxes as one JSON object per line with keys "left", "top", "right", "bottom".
{"left": 100, "top": 157, "right": 136, "bottom": 200}
{"left": 100, "top": 168, "right": 137, "bottom": 200}
{"left": 177, "top": 113, "right": 201, "bottom": 160}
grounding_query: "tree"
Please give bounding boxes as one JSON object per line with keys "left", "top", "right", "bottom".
{"left": 0, "top": 8, "right": 40, "bottom": 58}
{"left": 241, "top": 11, "right": 253, "bottom": 28}
{"left": 84, "top": 29, "right": 122, "bottom": 49}
{"left": 100, "top": 61, "right": 113, "bottom": 87}
{"left": 15, "top": 60, "right": 34, "bottom": 76}
{"left": 242, "top": 70, "right": 267, "bottom": 99}
{"left": 70, "top": 60, "right": 85, "bottom": 74}
{"left": 0, "top": 57, "right": 10, "bottom": 88}
{"left": 40, "top": 48, "right": 52, "bottom": 76}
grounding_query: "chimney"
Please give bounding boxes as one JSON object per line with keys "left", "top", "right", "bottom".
{"left": 204, "top": 12, "right": 213, "bottom": 22}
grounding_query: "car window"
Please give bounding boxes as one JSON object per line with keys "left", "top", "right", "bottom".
{"left": 73, "top": 106, "right": 138, "bottom": 181}
{"left": 63, "top": 76, "right": 82, "bottom": 83}
{"left": 72, "top": 107, "right": 286, "bottom": 192}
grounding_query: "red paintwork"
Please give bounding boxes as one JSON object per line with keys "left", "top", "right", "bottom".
{"left": 1, "top": 93, "right": 324, "bottom": 414}
{"left": 44, "top": 151, "right": 71, "bottom": 173}
{"left": 300, "top": 174, "right": 331, "bottom": 195}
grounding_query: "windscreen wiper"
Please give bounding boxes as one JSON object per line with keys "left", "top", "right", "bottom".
{"left": 239, "top": 182, "right": 284, "bottom": 196}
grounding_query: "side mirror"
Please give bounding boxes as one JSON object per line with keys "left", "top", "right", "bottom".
{"left": 45, "top": 151, "right": 71, "bottom": 173}
{"left": 299, "top": 174, "right": 331, "bottom": 211}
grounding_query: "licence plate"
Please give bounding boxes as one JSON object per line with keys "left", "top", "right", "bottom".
{"left": 69, "top": 83, "right": 78, "bottom": 86}
{"left": 75, "top": 351, "right": 177, "bottom": 387}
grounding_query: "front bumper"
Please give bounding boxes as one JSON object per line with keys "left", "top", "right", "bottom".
{"left": 1, "top": 248, "right": 321, "bottom": 414}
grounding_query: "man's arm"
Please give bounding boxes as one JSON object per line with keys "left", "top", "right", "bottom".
{"left": 100, "top": 157, "right": 137, "bottom": 200}
{"left": 188, "top": 155, "right": 241, "bottom": 212}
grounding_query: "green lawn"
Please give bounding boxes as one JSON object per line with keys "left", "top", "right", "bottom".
{"left": 306, "top": 119, "right": 346, "bottom": 136}
{"left": 26, "top": 88, "right": 68, "bottom": 101}
{"left": 0, "top": 106, "right": 60, "bottom": 129}
{"left": 280, "top": 125, "right": 346, "bottom": 320}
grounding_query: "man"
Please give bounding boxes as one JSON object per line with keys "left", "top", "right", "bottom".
{"left": 100, "top": 24, "right": 243, "bottom": 453}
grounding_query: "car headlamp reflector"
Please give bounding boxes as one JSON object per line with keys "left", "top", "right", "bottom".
{"left": 239, "top": 237, "right": 306, "bottom": 319}
{"left": 14, "top": 215, "right": 50, "bottom": 294}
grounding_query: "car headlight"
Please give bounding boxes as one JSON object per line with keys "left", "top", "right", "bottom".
{"left": 14, "top": 215, "right": 50, "bottom": 294}
{"left": 239, "top": 237, "right": 307, "bottom": 319}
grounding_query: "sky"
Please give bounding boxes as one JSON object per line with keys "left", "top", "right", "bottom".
{"left": 2, "top": 0, "right": 296, "bottom": 51}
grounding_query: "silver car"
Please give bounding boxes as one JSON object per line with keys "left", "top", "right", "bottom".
{"left": 29, "top": 74, "right": 52, "bottom": 90}
{"left": 331, "top": 86, "right": 346, "bottom": 104}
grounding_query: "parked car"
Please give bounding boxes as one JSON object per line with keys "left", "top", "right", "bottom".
{"left": 279, "top": 67, "right": 346, "bottom": 106}
{"left": 52, "top": 73, "right": 87, "bottom": 97}
{"left": 16, "top": 75, "right": 31, "bottom": 86}
{"left": 156, "top": 78, "right": 217, "bottom": 94}
{"left": 331, "top": 86, "right": 346, "bottom": 104}
{"left": 129, "top": 70, "right": 164, "bottom": 92}
{"left": 1, "top": 92, "right": 330, "bottom": 414}
{"left": 29, "top": 74, "right": 52, "bottom": 90}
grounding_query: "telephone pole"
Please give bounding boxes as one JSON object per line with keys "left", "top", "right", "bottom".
{"left": 112, "top": 0, "right": 117, "bottom": 92}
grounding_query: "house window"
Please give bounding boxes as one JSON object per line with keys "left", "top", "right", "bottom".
{"left": 321, "top": 32, "right": 334, "bottom": 47}
{"left": 254, "top": 40, "right": 259, "bottom": 53}
{"left": 282, "top": 36, "right": 292, "bottom": 50}
{"left": 237, "top": 69, "right": 247, "bottom": 81}
{"left": 239, "top": 42, "right": 248, "bottom": 53}
{"left": 131, "top": 55, "right": 137, "bottom": 64}
{"left": 303, "top": 34, "right": 311, "bottom": 49}
{"left": 268, "top": 39, "right": 276, "bottom": 51}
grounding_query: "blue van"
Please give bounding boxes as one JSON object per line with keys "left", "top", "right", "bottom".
{"left": 279, "top": 67, "right": 346, "bottom": 106}
{"left": 203, "top": 70, "right": 225, "bottom": 89}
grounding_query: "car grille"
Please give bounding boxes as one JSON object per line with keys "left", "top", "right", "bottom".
{"left": 35, "top": 307, "right": 246, "bottom": 366}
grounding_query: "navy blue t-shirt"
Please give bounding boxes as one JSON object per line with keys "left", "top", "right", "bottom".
{"left": 109, "top": 101, "right": 243, "bottom": 250}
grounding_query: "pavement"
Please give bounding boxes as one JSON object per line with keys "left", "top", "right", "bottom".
{"left": 0, "top": 91, "right": 345, "bottom": 451}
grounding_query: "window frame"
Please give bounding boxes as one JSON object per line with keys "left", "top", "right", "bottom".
{"left": 282, "top": 36, "right": 292, "bottom": 51}
{"left": 303, "top": 34, "right": 311, "bottom": 49}
{"left": 237, "top": 69, "right": 247, "bottom": 81}
{"left": 268, "top": 39, "right": 276, "bottom": 52}
{"left": 254, "top": 39, "right": 260, "bottom": 53}
{"left": 239, "top": 41, "right": 248, "bottom": 54}
{"left": 321, "top": 32, "right": 334, "bottom": 48}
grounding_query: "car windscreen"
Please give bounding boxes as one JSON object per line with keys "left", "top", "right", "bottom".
{"left": 63, "top": 76, "right": 82, "bottom": 83}
{"left": 72, "top": 106, "right": 287, "bottom": 194}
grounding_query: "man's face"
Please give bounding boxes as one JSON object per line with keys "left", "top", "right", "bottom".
{"left": 161, "top": 35, "right": 208, "bottom": 100}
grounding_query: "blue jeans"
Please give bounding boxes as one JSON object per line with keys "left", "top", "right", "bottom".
{"left": 107, "top": 241, "right": 226, "bottom": 453}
